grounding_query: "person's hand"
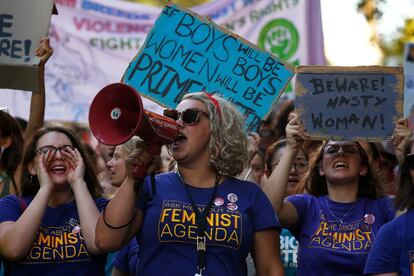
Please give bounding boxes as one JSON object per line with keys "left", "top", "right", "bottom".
{"left": 247, "top": 132, "right": 260, "bottom": 163}
{"left": 34, "top": 150, "right": 55, "bottom": 193}
{"left": 286, "top": 113, "right": 309, "bottom": 152}
{"left": 36, "top": 37, "right": 53, "bottom": 66}
{"left": 126, "top": 141, "right": 153, "bottom": 180}
{"left": 391, "top": 118, "right": 412, "bottom": 161}
{"left": 65, "top": 147, "right": 86, "bottom": 188}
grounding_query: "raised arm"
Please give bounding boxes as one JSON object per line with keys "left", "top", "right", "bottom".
{"left": 65, "top": 147, "right": 103, "bottom": 254}
{"left": 392, "top": 118, "right": 412, "bottom": 163}
{"left": 95, "top": 144, "right": 152, "bottom": 251}
{"left": 25, "top": 37, "right": 53, "bottom": 140}
{"left": 262, "top": 114, "right": 309, "bottom": 227}
{"left": 252, "top": 228, "right": 285, "bottom": 276}
{"left": 13, "top": 38, "right": 53, "bottom": 195}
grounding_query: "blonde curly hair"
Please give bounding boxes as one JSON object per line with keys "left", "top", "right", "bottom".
{"left": 183, "top": 92, "right": 248, "bottom": 177}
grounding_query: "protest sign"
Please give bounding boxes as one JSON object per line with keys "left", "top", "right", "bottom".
{"left": 0, "top": 0, "right": 56, "bottom": 91}
{"left": 0, "top": 0, "right": 323, "bottom": 124}
{"left": 123, "top": 3, "right": 294, "bottom": 132}
{"left": 295, "top": 66, "right": 404, "bottom": 141}
{"left": 403, "top": 42, "right": 414, "bottom": 130}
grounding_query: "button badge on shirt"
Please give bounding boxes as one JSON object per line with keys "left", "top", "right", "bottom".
{"left": 363, "top": 214, "right": 375, "bottom": 225}
{"left": 227, "top": 193, "right": 238, "bottom": 203}
{"left": 213, "top": 197, "right": 224, "bottom": 206}
{"left": 227, "top": 202, "right": 238, "bottom": 211}
{"left": 72, "top": 225, "right": 81, "bottom": 234}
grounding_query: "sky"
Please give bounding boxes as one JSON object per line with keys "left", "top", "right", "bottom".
{"left": 321, "top": 0, "right": 414, "bottom": 66}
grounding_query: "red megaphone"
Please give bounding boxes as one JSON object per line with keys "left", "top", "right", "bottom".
{"left": 89, "top": 83, "right": 179, "bottom": 177}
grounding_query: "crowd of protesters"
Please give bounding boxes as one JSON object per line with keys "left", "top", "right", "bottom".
{"left": 1, "top": 38, "right": 414, "bottom": 276}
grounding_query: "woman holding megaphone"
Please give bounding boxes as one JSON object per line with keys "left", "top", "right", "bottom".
{"left": 95, "top": 92, "right": 284, "bottom": 275}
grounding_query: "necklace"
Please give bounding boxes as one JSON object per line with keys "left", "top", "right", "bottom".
{"left": 325, "top": 196, "right": 357, "bottom": 223}
{"left": 177, "top": 171, "right": 220, "bottom": 276}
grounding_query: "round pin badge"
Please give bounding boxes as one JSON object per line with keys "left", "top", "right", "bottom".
{"left": 227, "top": 202, "right": 238, "bottom": 211}
{"left": 227, "top": 193, "right": 238, "bottom": 203}
{"left": 363, "top": 214, "right": 375, "bottom": 225}
{"left": 72, "top": 225, "right": 81, "bottom": 234}
{"left": 214, "top": 197, "right": 224, "bottom": 206}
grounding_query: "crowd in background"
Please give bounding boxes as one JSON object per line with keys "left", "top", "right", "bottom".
{"left": 0, "top": 38, "right": 414, "bottom": 276}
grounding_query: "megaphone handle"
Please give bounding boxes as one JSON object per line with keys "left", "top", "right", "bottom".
{"left": 146, "top": 143, "right": 161, "bottom": 156}
{"left": 131, "top": 163, "right": 147, "bottom": 179}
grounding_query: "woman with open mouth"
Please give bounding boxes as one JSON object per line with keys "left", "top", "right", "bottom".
{"left": 0, "top": 126, "right": 108, "bottom": 275}
{"left": 264, "top": 114, "right": 409, "bottom": 276}
{"left": 95, "top": 92, "right": 284, "bottom": 275}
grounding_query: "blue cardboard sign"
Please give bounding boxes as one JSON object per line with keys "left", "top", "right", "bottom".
{"left": 295, "top": 66, "right": 404, "bottom": 141}
{"left": 123, "top": 3, "right": 294, "bottom": 131}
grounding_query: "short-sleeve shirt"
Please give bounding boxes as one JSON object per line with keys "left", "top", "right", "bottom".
{"left": 286, "top": 194, "right": 395, "bottom": 276}
{"left": 136, "top": 172, "right": 280, "bottom": 276}
{"left": 112, "top": 238, "right": 139, "bottom": 275}
{"left": 364, "top": 209, "right": 414, "bottom": 276}
{"left": 0, "top": 195, "right": 108, "bottom": 275}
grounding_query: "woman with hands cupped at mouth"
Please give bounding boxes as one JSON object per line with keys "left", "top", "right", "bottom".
{"left": 96, "top": 92, "right": 284, "bottom": 276}
{"left": 263, "top": 113, "right": 398, "bottom": 276}
{"left": 0, "top": 126, "right": 108, "bottom": 275}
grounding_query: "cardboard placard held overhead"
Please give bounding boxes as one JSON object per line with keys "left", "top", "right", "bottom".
{"left": 123, "top": 3, "right": 294, "bottom": 132}
{"left": 0, "top": 0, "right": 56, "bottom": 91}
{"left": 295, "top": 66, "right": 404, "bottom": 141}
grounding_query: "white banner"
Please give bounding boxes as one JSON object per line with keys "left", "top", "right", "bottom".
{"left": 0, "top": 0, "right": 325, "bottom": 124}
{"left": 403, "top": 42, "right": 414, "bottom": 130}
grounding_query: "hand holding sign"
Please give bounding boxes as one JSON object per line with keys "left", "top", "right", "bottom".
{"left": 285, "top": 113, "right": 310, "bottom": 152}
{"left": 36, "top": 37, "right": 53, "bottom": 67}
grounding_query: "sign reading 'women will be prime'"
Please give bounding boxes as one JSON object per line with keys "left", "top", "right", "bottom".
{"left": 123, "top": 3, "right": 294, "bottom": 132}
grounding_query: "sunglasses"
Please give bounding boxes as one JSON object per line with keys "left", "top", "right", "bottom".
{"left": 407, "top": 153, "right": 414, "bottom": 170}
{"left": 323, "top": 144, "right": 360, "bottom": 156}
{"left": 163, "top": 108, "right": 209, "bottom": 125}
{"left": 35, "top": 145, "right": 75, "bottom": 155}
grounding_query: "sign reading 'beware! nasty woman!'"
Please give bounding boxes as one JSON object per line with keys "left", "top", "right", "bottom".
{"left": 295, "top": 66, "right": 404, "bottom": 141}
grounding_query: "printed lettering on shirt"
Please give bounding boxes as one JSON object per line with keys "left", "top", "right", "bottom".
{"left": 280, "top": 231, "right": 298, "bottom": 268}
{"left": 308, "top": 212, "right": 374, "bottom": 254}
{"left": 23, "top": 218, "right": 90, "bottom": 264}
{"left": 158, "top": 200, "right": 242, "bottom": 249}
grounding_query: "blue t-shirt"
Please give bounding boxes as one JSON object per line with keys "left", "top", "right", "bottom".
{"left": 113, "top": 238, "right": 139, "bottom": 275}
{"left": 280, "top": 228, "right": 298, "bottom": 276}
{"left": 136, "top": 172, "right": 280, "bottom": 276}
{"left": 0, "top": 195, "right": 108, "bottom": 275}
{"left": 287, "top": 194, "right": 395, "bottom": 276}
{"left": 364, "top": 209, "right": 414, "bottom": 276}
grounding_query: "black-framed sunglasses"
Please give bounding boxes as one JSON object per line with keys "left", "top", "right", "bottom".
{"left": 163, "top": 108, "right": 209, "bottom": 125}
{"left": 35, "top": 145, "right": 75, "bottom": 155}
{"left": 323, "top": 144, "right": 361, "bottom": 156}
{"left": 406, "top": 153, "right": 414, "bottom": 170}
